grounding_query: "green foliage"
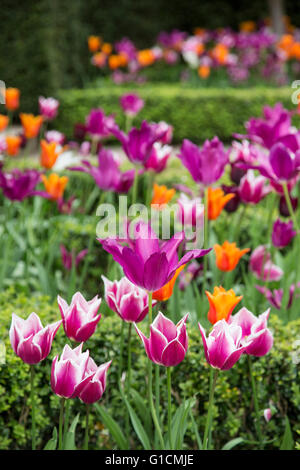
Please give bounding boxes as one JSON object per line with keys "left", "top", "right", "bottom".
{"left": 56, "top": 84, "right": 300, "bottom": 143}
{"left": 1, "top": 288, "right": 299, "bottom": 450}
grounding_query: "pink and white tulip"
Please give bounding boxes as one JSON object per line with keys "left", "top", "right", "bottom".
{"left": 135, "top": 312, "right": 188, "bottom": 367}
{"left": 73, "top": 357, "right": 111, "bottom": 404}
{"left": 57, "top": 292, "right": 102, "bottom": 343}
{"left": 102, "top": 275, "right": 156, "bottom": 323}
{"left": 9, "top": 313, "right": 61, "bottom": 365}
{"left": 249, "top": 245, "right": 283, "bottom": 282}
{"left": 39, "top": 96, "right": 59, "bottom": 121}
{"left": 238, "top": 170, "right": 270, "bottom": 204}
{"left": 229, "top": 307, "right": 273, "bottom": 357}
{"left": 51, "top": 343, "right": 89, "bottom": 398}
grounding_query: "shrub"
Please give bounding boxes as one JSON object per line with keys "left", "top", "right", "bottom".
{"left": 1, "top": 288, "right": 299, "bottom": 449}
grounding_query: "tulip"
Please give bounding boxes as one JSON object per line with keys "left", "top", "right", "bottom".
{"left": 238, "top": 170, "right": 271, "bottom": 204}
{"left": 57, "top": 196, "right": 75, "bottom": 215}
{"left": 70, "top": 148, "right": 134, "bottom": 194}
{"left": 205, "top": 286, "right": 243, "bottom": 324}
{"left": 214, "top": 241, "right": 250, "bottom": 271}
{"left": 176, "top": 193, "right": 204, "bottom": 227}
{"left": 60, "top": 245, "right": 88, "bottom": 271}
{"left": 86, "top": 108, "right": 115, "bottom": 139}
{"left": 264, "top": 408, "right": 272, "bottom": 422}
{"left": 0, "top": 168, "right": 48, "bottom": 201}
{"left": 249, "top": 245, "right": 283, "bottom": 281}
{"left": 120, "top": 93, "right": 144, "bottom": 117}
{"left": 143, "top": 142, "right": 172, "bottom": 173}
{"left": 150, "top": 121, "right": 173, "bottom": 145}
{"left": 5, "top": 88, "right": 20, "bottom": 111}
{"left": 0, "top": 114, "right": 9, "bottom": 131}
{"left": 51, "top": 343, "right": 90, "bottom": 398}
{"left": 151, "top": 183, "right": 175, "bottom": 208}
{"left": 137, "top": 49, "right": 156, "bottom": 67}
{"left": 255, "top": 283, "right": 300, "bottom": 310}
{"left": 19, "top": 113, "right": 43, "bottom": 139}
{"left": 153, "top": 265, "right": 186, "bottom": 301}
{"left": 279, "top": 194, "right": 298, "bottom": 217}
{"left": 207, "top": 187, "right": 235, "bottom": 220}
{"left": 88, "top": 35, "right": 102, "bottom": 52}
{"left": 271, "top": 219, "right": 297, "bottom": 248}
{"left": 177, "top": 137, "right": 229, "bottom": 185}
{"left": 92, "top": 52, "right": 107, "bottom": 68}
{"left": 229, "top": 307, "right": 273, "bottom": 357}
{"left": 198, "top": 319, "right": 247, "bottom": 370}
{"left": 45, "top": 130, "right": 65, "bottom": 145}
{"left": 102, "top": 275, "right": 156, "bottom": 323}
{"left": 221, "top": 185, "right": 241, "bottom": 213}
{"left": 41, "top": 173, "right": 68, "bottom": 200}
{"left": 39, "top": 96, "right": 59, "bottom": 121}
{"left": 9, "top": 313, "right": 61, "bottom": 364}
{"left": 135, "top": 312, "right": 188, "bottom": 367}
{"left": 5, "top": 135, "right": 22, "bottom": 156}
{"left": 40, "top": 139, "right": 62, "bottom": 169}
{"left": 178, "top": 261, "right": 202, "bottom": 290}
{"left": 57, "top": 292, "right": 101, "bottom": 343}
{"left": 98, "top": 220, "right": 211, "bottom": 292}
{"left": 73, "top": 357, "right": 111, "bottom": 404}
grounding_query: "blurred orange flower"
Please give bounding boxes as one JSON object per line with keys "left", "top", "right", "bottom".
{"left": 151, "top": 183, "right": 175, "bottom": 208}
{"left": 277, "top": 34, "right": 294, "bottom": 58}
{"left": 88, "top": 35, "right": 102, "bottom": 52}
{"left": 207, "top": 187, "right": 234, "bottom": 220}
{"left": 153, "top": 265, "right": 186, "bottom": 301}
{"left": 211, "top": 43, "right": 229, "bottom": 65}
{"left": 5, "top": 88, "right": 20, "bottom": 111}
{"left": 214, "top": 241, "right": 250, "bottom": 272}
{"left": 239, "top": 21, "right": 256, "bottom": 33}
{"left": 92, "top": 52, "right": 107, "bottom": 67}
{"left": 108, "top": 53, "right": 128, "bottom": 69}
{"left": 20, "top": 113, "right": 43, "bottom": 139}
{"left": 5, "top": 135, "right": 22, "bottom": 156}
{"left": 137, "top": 49, "right": 155, "bottom": 67}
{"left": 194, "top": 27, "right": 206, "bottom": 37}
{"left": 206, "top": 286, "right": 243, "bottom": 324}
{"left": 41, "top": 173, "right": 68, "bottom": 200}
{"left": 198, "top": 64, "right": 210, "bottom": 79}
{"left": 0, "top": 114, "right": 9, "bottom": 131}
{"left": 40, "top": 139, "right": 61, "bottom": 169}
{"left": 102, "top": 43, "right": 113, "bottom": 55}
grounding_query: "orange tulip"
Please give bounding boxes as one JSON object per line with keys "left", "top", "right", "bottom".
{"left": 102, "top": 43, "right": 113, "bottom": 55}
{"left": 211, "top": 43, "right": 229, "bottom": 65}
{"left": 41, "top": 173, "right": 68, "bottom": 200}
{"left": 153, "top": 265, "right": 186, "bottom": 301}
{"left": 0, "top": 114, "right": 9, "bottom": 131}
{"left": 198, "top": 64, "right": 210, "bottom": 79}
{"left": 5, "top": 135, "right": 22, "bottom": 156}
{"left": 214, "top": 241, "right": 250, "bottom": 272}
{"left": 88, "top": 35, "right": 102, "bottom": 52}
{"left": 151, "top": 183, "right": 175, "bottom": 208}
{"left": 92, "top": 52, "right": 107, "bottom": 67}
{"left": 207, "top": 187, "right": 235, "bottom": 220}
{"left": 40, "top": 139, "right": 61, "bottom": 169}
{"left": 19, "top": 113, "right": 43, "bottom": 139}
{"left": 108, "top": 53, "right": 128, "bottom": 69}
{"left": 206, "top": 286, "right": 243, "bottom": 324}
{"left": 5, "top": 88, "right": 20, "bottom": 111}
{"left": 239, "top": 21, "right": 256, "bottom": 33}
{"left": 137, "top": 49, "right": 155, "bottom": 67}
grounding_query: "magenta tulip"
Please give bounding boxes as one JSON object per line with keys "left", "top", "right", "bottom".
{"left": 9, "top": 313, "right": 61, "bottom": 364}
{"left": 60, "top": 245, "right": 88, "bottom": 271}
{"left": 57, "top": 292, "right": 102, "bottom": 343}
{"left": 135, "top": 312, "right": 188, "bottom": 367}
{"left": 120, "top": 93, "right": 144, "bottom": 117}
{"left": 238, "top": 170, "right": 270, "bottom": 204}
{"left": 73, "top": 357, "right": 111, "bottom": 404}
{"left": 271, "top": 219, "right": 297, "bottom": 248}
{"left": 249, "top": 245, "right": 283, "bottom": 282}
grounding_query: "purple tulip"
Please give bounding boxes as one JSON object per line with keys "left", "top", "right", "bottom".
{"left": 73, "top": 357, "right": 111, "bottom": 404}
{"left": 176, "top": 193, "right": 204, "bottom": 227}
{"left": 238, "top": 170, "right": 271, "bottom": 204}
{"left": 10, "top": 313, "right": 61, "bottom": 365}
{"left": 51, "top": 343, "right": 89, "bottom": 398}
{"left": 256, "top": 283, "right": 300, "bottom": 310}
{"left": 111, "top": 120, "right": 164, "bottom": 165}
{"left": 86, "top": 108, "right": 115, "bottom": 139}
{"left": 57, "top": 292, "right": 102, "bottom": 343}
{"left": 229, "top": 307, "right": 273, "bottom": 357}
{"left": 60, "top": 245, "right": 88, "bottom": 271}
{"left": 135, "top": 312, "right": 188, "bottom": 367}
{"left": 120, "top": 93, "right": 144, "bottom": 117}
{"left": 69, "top": 148, "right": 135, "bottom": 194}
{"left": 0, "top": 168, "right": 49, "bottom": 201}
{"left": 102, "top": 275, "right": 156, "bottom": 323}
{"left": 221, "top": 185, "right": 241, "bottom": 213}
{"left": 39, "top": 96, "right": 59, "bottom": 121}
{"left": 98, "top": 221, "right": 211, "bottom": 292}
{"left": 279, "top": 194, "right": 298, "bottom": 217}
{"left": 198, "top": 320, "right": 247, "bottom": 370}
{"left": 143, "top": 142, "right": 172, "bottom": 173}
{"left": 149, "top": 121, "right": 173, "bottom": 145}
{"left": 271, "top": 219, "right": 297, "bottom": 248}
{"left": 177, "top": 137, "right": 229, "bottom": 185}
{"left": 249, "top": 245, "right": 283, "bottom": 282}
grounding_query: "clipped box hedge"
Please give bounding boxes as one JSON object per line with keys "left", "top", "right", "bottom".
{"left": 56, "top": 84, "right": 299, "bottom": 144}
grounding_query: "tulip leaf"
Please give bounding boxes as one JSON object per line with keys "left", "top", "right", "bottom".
{"left": 280, "top": 416, "right": 294, "bottom": 450}
{"left": 44, "top": 427, "right": 57, "bottom": 450}
{"left": 170, "top": 398, "right": 194, "bottom": 450}
{"left": 95, "top": 404, "right": 128, "bottom": 450}
{"left": 222, "top": 437, "right": 244, "bottom": 450}
{"left": 63, "top": 413, "right": 80, "bottom": 450}
{"left": 130, "top": 389, "right": 152, "bottom": 438}
{"left": 122, "top": 393, "right": 151, "bottom": 450}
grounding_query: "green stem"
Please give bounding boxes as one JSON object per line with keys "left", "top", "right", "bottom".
{"left": 203, "top": 369, "right": 219, "bottom": 450}
{"left": 30, "top": 365, "right": 36, "bottom": 450}
{"left": 147, "top": 171, "right": 155, "bottom": 207}
{"left": 127, "top": 323, "right": 132, "bottom": 395}
{"left": 248, "top": 356, "right": 264, "bottom": 449}
{"left": 167, "top": 367, "right": 172, "bottom": 450}
{"left": 154, "top": 365, "right": 160, "bottom": 448}
{"left": 202, "top": 186, "right": 209, "bottom": 295}
{"left": 84, "top": 404, "right": 90, "bottom": 450}
{"left": 147, "top": 292, "right": 164, "bottom": 449}
{"left": 131, "top": 167, "right": 139, "bottom": 205}
{"left": 282, "top": 182, "right": 300, "bottom": 232}
{"left": 63, "top": 399, "right": 71, "bottom": 446}
{"left": 118, "top": 321, "right": 125, "bottom": 383}
{"left": 90, "top": 137, "right": 99, "bottom": 156}
{"left": 59, "top": 398, "right": 65, "bottom": 450}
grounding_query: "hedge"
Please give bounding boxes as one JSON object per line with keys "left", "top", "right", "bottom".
{"left": 56, "top": 84, "right": 300, "bottom": 144}
{"left": 0, "top": 287, "right": 299, "bottom": 450}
